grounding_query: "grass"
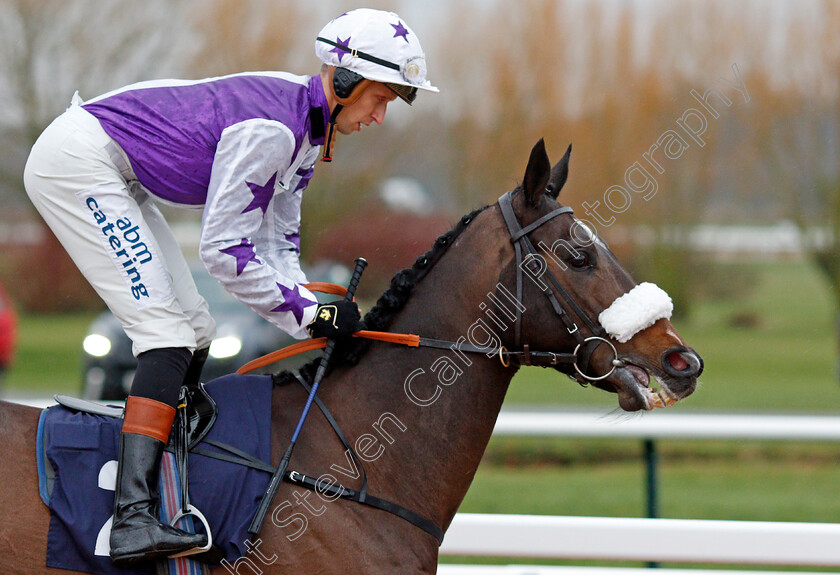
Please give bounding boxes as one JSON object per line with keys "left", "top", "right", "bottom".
{"left": 2, "top": 311, "right": 95, "bottom": 395}
{"left": 461, "top": 455, "right": 840, "bottom": 522}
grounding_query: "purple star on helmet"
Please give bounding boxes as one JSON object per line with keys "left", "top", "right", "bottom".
{"left": 219, "top": 238, "right": 262, "bottom": 276}
{"left": 391, "top": 21, "right": 410, "bottom": 42}
{"left": 271, "top": 282, "right": 317, "bottom": 326}
{"left": 330, "top": 36, "right": 351, "bottom": 63}
{"left": 242, "top": 172, "right": 277, "bottom": 216}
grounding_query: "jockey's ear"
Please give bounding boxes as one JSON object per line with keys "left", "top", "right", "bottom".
{"left": 547, "top": 144, "right": 572, "bottom": 200}
{"left": 523, "top": 138, "right": 550, "bottom": 207}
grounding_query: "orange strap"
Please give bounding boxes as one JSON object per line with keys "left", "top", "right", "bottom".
{"left": 236, "top": 282, "right": 422, "bottom": 375}
{"left": 355, "top": 330, "right": 420, "bottom": 347}
{"left": 236, "top": 330, "right": 421, "bottom": 375}
{"left": 236, "top": 338, "right": 327, "bottom": 374}
{"left": 304, "top": 282, "right": 348, "bottom": 297}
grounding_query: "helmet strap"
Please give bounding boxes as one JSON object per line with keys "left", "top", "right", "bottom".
{"left": 321, "top": 103, "right": 343, "bottom": 163}
{"left": 321, "top": 66, "right": 372, "bottom": 162}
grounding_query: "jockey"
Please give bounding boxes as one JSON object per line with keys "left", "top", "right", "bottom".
{"left": 23, "top": 8, "right": 437, "bottom": 565}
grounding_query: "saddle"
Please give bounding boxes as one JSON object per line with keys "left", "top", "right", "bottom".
{"left": 54, "top": 382, "right": 218, "bottom": 450}
{"left": 50, "top": 384, "right": 221, "bottom": 574}
{"left": 41, "top": 375, "right": 275, "bottom": 575}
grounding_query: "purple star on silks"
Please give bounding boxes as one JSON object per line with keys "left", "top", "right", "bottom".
{"left": 242, "top": 172, "right": 277, "bottom": 217}
{"left": 391, "top": 21, "right": 410, "bottom": 42}
{"left": 219, "top": 238, "right": 262, "bottom": 276}
{"left": 330, "top": 36, "right": 351, "bottom": 63}
{"left": 284, "top": 231, "right": 301, "bottom": 254}
{"left": 271, "top": 282, "right": 318, "bottom": 326}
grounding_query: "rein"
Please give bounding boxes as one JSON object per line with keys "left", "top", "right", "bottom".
{"left": 239, "top": 192, "right": 619, "bottom": 380}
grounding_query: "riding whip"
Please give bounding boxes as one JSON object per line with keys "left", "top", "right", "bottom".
{"left": 248, "top": 257, "right": 368, "bottom": 536}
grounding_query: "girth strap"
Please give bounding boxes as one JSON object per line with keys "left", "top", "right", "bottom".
{"left": 290, "top": 373, "right": 443, "bottom": 543}
{"left": 284, "top": 471, "right": 444, "bottom": 543}
{"left": 191, "top": 417, "right": 446, "bottom": 544}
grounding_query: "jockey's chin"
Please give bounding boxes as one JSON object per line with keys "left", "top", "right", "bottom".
{"left": 336, "top": 122, "right": 363, "bottom": 135}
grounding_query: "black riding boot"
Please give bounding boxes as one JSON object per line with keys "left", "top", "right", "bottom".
{"left": 110, "top": 396, "right": 207, "bottom": 565}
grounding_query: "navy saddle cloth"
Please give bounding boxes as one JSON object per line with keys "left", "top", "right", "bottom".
{"left": 37, "top": 374, "right": 274, "bottom": 574}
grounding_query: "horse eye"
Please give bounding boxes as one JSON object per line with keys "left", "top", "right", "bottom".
{"left": 570, "top": 252, "right": 590, "bottom": 268}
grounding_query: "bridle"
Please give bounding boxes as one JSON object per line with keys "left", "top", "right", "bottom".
{"left": 494, "top": 191, "right": 620, "bottom": 382}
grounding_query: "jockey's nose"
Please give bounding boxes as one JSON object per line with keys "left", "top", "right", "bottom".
{"left": 371, "top": 102, "right": 388, "bottom": 125}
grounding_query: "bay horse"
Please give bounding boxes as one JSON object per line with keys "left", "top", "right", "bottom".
{"left": 0, "top": 140, "right": 702, "bottom": 574}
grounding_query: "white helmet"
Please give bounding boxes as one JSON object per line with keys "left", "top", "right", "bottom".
{"left": 316, "top": 8, "right": 439, "bottom": 105}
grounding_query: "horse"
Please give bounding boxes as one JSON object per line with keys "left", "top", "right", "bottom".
{"left": 0, "top": 139, "right": 702, "bottom": 574}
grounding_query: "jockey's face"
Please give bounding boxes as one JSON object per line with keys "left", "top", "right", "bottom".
{"left": 335, "top": 82, "right": 398, "bottom": 135}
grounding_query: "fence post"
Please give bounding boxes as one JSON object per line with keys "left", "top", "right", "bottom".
{"left": 644, "top": 438, "right": 660, "bottom": 568}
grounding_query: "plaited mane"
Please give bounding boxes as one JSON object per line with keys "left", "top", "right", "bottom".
{"left": 273, "top": 206, "right": 488, "bottom": 387}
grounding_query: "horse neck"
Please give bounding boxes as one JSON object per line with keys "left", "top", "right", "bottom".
{"left": 340, "top": 210, "right": 517, "bottom": 529}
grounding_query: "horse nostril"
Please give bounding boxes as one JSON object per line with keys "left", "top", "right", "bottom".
{"left": 667, "top": 351, "right": 688, "bottom": 371}
{"left": 662, "top": 347, "right": 702, "bottom": 377}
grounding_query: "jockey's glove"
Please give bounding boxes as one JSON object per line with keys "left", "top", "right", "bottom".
{"left": 307, "top": 300, "right": 362, "bottom": 340}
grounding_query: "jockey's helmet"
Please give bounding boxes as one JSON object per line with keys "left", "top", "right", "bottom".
{"left": 316, "top": 8, "right": 439, "bottom": 106}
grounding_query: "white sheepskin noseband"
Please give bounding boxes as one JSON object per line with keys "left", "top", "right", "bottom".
{"left": 598, "top": 282, "right": 673, "bottom": 343}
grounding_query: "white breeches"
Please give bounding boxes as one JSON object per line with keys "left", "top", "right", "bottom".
{"left": 23, "top": 102, "right": 216, "bottom": 356}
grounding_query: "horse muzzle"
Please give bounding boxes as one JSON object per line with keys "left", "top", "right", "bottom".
{"left": 592, "top": 345, "right": 702, "bottom": 411}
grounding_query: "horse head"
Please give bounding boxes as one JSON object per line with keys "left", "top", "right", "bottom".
{"left": 497, "top": 139, "right": 702, "bottom": 411}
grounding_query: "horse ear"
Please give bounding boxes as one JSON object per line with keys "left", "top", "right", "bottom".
{"left": 523, "top": 138, "right": 551, "bottom": 207}
{"left": 546, "top": 144, "right": 572, "bottom": 200}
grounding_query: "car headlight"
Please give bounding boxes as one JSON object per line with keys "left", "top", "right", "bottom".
{"left": 209, "top": 335, "right": 242, "bottom": 359}
{"left": 83, "top": 334, "right": 112, "bottom": 357}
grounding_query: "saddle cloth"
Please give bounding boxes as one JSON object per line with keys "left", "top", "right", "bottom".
{"left": 37, "top": 374, "right": 274, "bottom": 574}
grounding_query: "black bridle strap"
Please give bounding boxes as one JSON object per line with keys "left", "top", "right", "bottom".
{"left": 498, "top": 192, "right": 587, "bottom": 346}
{"left": 497, "top": 192, "right": 613, "bottom": 377}
{"left": 417, "top": 336, "right": 578, "bottom": 368}
{"left": 499, "top": 192, "right": 606, "bottom": 338}
{"left": 509, "top": 206, "right": 573, "bottom": 243}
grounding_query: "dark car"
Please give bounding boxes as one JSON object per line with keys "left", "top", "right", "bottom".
{"left": 0, "top": 282, "right": 17, "bottom": 389}
{"left": 81, "top": 262, "right": 349, "bottom": 399}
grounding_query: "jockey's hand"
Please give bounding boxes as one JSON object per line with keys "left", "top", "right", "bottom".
{"left": 307, "top": 300, "right": 361, "bottom": 340}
